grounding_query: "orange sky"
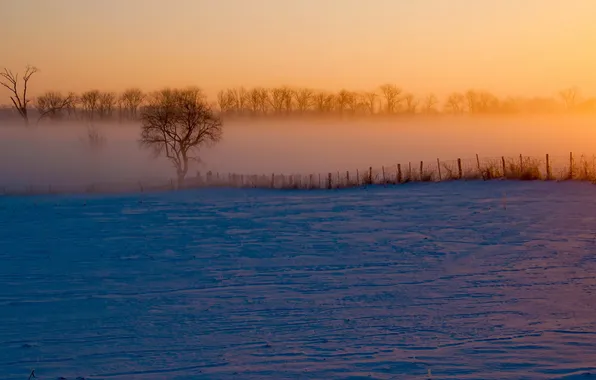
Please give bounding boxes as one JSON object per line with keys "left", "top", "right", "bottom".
{"left": 1, "top": 0, "right": 596, "bottom": 100}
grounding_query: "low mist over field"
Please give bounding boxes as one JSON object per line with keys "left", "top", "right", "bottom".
{"left": 1, "top": 114, "right": 595, "bottom": 189}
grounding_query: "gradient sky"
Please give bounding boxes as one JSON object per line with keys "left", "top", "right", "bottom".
{"left": 1, "top": 0, "right": 596, "bottom": 99}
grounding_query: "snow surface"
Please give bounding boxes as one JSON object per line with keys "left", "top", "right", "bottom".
{"left": 1, "top": 181, "right": 596, "bottom": 380}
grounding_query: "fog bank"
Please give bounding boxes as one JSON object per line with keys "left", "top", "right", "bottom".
{"left": 1, "top": 115, "right": 595, "bottom": 190}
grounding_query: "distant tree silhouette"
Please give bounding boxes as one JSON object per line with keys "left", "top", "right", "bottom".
{"left": 422, "top": 94, "right": 439, "bottom": 114}
{"left": 403, "top": 93, "right": 418, "bottom": 114}
{"left": 120, "top": 88, "right": 145, "bottom": 119}
{"left": 363, "top": 91, "right": 378, "bottom": 114}
{"left": 5, "top": 81, "right": 592, "bottom": 123}
{"left": 140, "top": 88, "right": 223, "bottom": 187}
{"left": 0, "top": 65, "right": 38, "bottom": 125}
{"left": 379, "top": 84, "right": 402, "bottom": 114}
{"left": 294, "top": 88, "right": 314, "bottom": 114}
{"left": 559, "top": 87, "right": 580, "bottom": 111}
{"left": 36, "top": 91, "right": 76, "bottom": 123}
{"left": 445, "top": 92, "right": 465, "bottom": 114}
{"left": 80, "top": 90, "right": 101, "bottom": 120}
{"left": 98, "top": 92, "right": 117, "bottom": 119}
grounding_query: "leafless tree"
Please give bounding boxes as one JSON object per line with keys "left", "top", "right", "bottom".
{"left": 294, "top": 88, "right": 314, "bottom": 114}
{"left": 444, "top": 92, "right": 465, "bottom": 114}
{"left": 80, "top": 90, "right": 101, "bottom": 120}
{"left": 465, "top": 90, "right": 479, "bottom": 113}
{"left": 281, "top": 87, "right": 294, "bottom": 114}
{"left": 422, "top": 94, "right": 439, "bottom": 114}
{"left": 120, "top": 88, "right": 145, "bottom": 119}
{"left": 0, "top": 65, "right": 38, "bottom": 124}
{"left": 81, "top": 124, "right": 107, "bottom": 150}
{"left": 235, "top": 87, "right": 249, "bottom": 115}
{"left": 379, "top": 84, "right": 402, "bottom": 114}
{"left": 363, "top": 91, "right": 378, "bottom": 114}
{"left": 140, "top": 88, "right": 223, "bottom": 187}
{"left": 269, "top": 87, "right": 286, "bottom": 114}
{"left": 336, "top": 89, "right": 353, "bottom": 115}
{"left": 98, "top": 92, "right": 117, "bottom": 119}
{"left": 559, "top": 87, "right": 580, "bottom": 111}
{"left": 36, "top": 91, "right": 76, "bottom": 123}
{"left": 477, "top": 91, "right": 499, "bottom": 113}
{"left": 403, "top": 93, "right": 418, "bottom": 114}
{"left": 217, "top": 90, "right": 232, "bottom": 114}
{"left": 247, "top": 87, "right": 268, "bottom": 115}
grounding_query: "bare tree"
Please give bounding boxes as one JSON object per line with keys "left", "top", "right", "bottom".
{"left": 281, "top": 87, "right": 294, "bottom": 114}
{"left": 379, "top": 84, "right": 402, "bottom": 114}
{"left": 247, "top": 87, "right": 268, "bottom": 115}
{"left": 477, "top": 91, "right": 499, "bottom": 113}
{"left": 235, "top": 87, "right": 249, "bottom": 115}
{"left": 120, "top": 88, "right": 145, "bottom": 119}
{"left": 269, "top": 87, "right": 286, "bottom": 115}
{"left": 0, "top": 65, "right": 38, "bottom": 124}
{"left": 294, "top": 88, "right": 314, "bottom": 114}
{"left": 81, "top": 124, "right": 107, "bottom": 151}
{"left": 66, "top": 92, "right": 79, "bottom": 118}
{"left": 559, "top": 87, "right": 580, "bottom": 111}
{"left": 36, "top": 91, "right": 76, "bottom": 123}
{"left": 336, "top": 89, "right": 353, "bottom": 115}
{"left": 444, "top": 92, "right": 465, "bottom": 114}
{"left": 465, "top": 90, "right": 479, "bottom": 113}
{"left": 98, "top": 92, "right": 117, "bottom": 119}
{"left": 140, "top": 88, "right": 223, "bottom": 187}
{"left": 403, "top": 93, "right": 418, "bottom": 114}
{"left": 217, "top": 90, "right": 232, "bottom": 115}
{"left": 363, "top": 91, "right": 378, "bottom": 114}
{"left": 422, "top": 94, "right": 439, "bottom": 114}
{"left": 80, "top": 90, "right": 101, "bottom": 120}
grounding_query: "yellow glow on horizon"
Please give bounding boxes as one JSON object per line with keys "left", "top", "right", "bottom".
{"left": 0, "top": 0, "right": 595, "bottom": 100}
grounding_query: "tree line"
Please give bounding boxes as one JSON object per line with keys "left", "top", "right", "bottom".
{"left": 1, "top": 66, "right": 595, "bottom": 125}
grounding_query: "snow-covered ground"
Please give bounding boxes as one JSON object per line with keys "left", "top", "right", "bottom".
{"left": 1, "top": 181, "right": 595, "bottom": 379}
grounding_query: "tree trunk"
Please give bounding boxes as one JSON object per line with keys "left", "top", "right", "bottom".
{"left": 177, "top": 172, "right": 185, "bottom": 189}
{"left": 176, "top": 157, "right": 189, "bottom": 189}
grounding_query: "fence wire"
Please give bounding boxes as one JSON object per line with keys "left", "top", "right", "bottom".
{"left": 2, "top": 153, "right": 596, "bottom": 196}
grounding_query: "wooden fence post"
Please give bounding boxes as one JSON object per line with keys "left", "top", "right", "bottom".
{"left": 327, "top": 173, "right": 332, "bottom": 189}
{"left": 457, "top": 158, "right": 463, "bottom": 179}
{"left": 271, "top": 173, "right": 275, "bottom": 188}
{"left": 397, "top": 164, "right": 402, "bottom": 184}
{"left": 309, "top": 174, "right": 313, "bottom": 189}
{"left": 419, "top": 161, "right": 424, "bottom": 180}
{"left": 437, "top": 158, "right": 442, "bottom": 181}
{"left": 476, "top": 154, "right": 481, "bottom": 176}
{"left": 369, "top": 167, "right": 373, "bottom": 185}
{"left": 519, "top": 154, "right": 523, "bottom": 173}
{"left": 356, "top": 169, "right": 359, "bottom": 185}
{"left": 346, "top": 171, "right": 350, "bottom": 185}
{"left": 546, "top": 154, "right": 551, "bottom": 180}
{"left": 337, "top": 171, "right": 340, "bottom": 188}
{"left": 501, "top": 156, "right": 506, "bottom": 178}
{"left": 570, "top": 152, "right": 574, "bottom": 179}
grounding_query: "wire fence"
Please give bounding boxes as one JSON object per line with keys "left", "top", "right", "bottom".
{"left": 1, "top": 153, "right": 595, "bottom": 196}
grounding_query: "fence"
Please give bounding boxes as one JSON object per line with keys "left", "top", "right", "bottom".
{"left": 1, "top": 152, "right": 595, "bottom": 196}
